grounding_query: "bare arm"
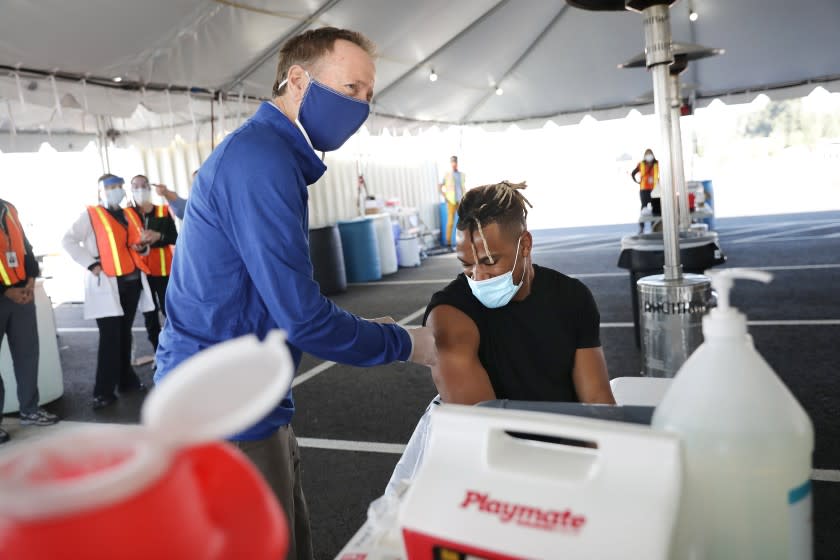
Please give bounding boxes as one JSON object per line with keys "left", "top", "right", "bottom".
{"left": 426, "top": 304, "right": 495, "bottom": 404}
{"left": 572, "top": 347, "right": 615, "bottom": 404}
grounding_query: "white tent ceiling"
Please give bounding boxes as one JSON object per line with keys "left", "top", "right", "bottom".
{"left": 1, "top": 0, "right": 839, "bottom": 148}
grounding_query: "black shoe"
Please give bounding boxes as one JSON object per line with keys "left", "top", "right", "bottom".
{"left": 119, "top": 382, "right": 148, "bottom": 395}
{"left": 0, "top": 428, "right": 9, "bottom": 444}
{"left": 92, "top": 394, "right": 118, "bottom": 410}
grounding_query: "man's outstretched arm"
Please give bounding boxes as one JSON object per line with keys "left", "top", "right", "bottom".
{"left": 426, "top": 304, "right": 495, "bottom": 404}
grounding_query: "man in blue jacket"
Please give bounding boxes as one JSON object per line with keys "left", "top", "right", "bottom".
{"left": 155, "top": 27, "right": 436, "bottom": 560}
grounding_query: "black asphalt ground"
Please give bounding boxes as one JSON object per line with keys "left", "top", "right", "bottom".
{"left": 14, "top": 210, "right": 840, "bottom": 559}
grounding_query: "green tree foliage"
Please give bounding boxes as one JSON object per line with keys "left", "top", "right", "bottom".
{"left": 740, "top": 98, "right": 840, "bottom": 147}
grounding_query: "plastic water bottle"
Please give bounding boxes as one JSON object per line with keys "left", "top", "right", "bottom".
{"left": 652, "top": 268, "right": 814, "bottom": 559}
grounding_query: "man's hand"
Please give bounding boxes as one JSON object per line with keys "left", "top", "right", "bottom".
{"left": 22, "top": 277, "right": 35, "bottom": 301}
{"left": 4, "top": 287, "right": 28, "bottom": 304}
{"left": 404, "top": 326, "right": 437, "bottom": 367}
{"left": 141, "top": 230, "right": 162, "bottom": 244}
{"left": 153, "top": 184, "right": 177, "bottom": 202}
{"left": 131, "top": 243, "right": 148, "bottom": 252}
{"left": 90, "top": 264, "right": 102, "bottom": 277}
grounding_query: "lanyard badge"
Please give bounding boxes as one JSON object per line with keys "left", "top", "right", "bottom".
{"left": 6, "top": 251, "right": 19, "bottom": 268}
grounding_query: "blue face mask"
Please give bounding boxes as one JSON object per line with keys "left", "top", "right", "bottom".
{"left": 466, "top": 236, "right": 527, "bottom": 309}
{"left": 279, "top": 71, "right": 370, "bottom": 152}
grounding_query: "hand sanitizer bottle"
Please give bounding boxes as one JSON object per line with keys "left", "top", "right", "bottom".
{"left": 652, "top": 268, "right": 814, "bottom": 560}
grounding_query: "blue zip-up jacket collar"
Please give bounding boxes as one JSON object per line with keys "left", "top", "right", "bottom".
{"left": 256, "top": 101, "right": 327, "bottom": 186}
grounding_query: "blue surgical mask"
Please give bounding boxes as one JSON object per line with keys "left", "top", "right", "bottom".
{"left": 278, "top": 71, "right": 370, "bottom": 152}
{"left": 466, "top": 236, "right": 527, "bottom": 309}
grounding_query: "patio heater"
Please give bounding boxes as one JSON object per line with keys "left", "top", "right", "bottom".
{"left": 566, "top": 0, "right": 720, "bottom": 377}
{"left": 620, "top": 42, "right": 724, "bottom": 231}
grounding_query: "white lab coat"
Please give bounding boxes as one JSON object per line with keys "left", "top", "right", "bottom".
{"left": 62, "top": 208, "right": 155, "bottom": 320}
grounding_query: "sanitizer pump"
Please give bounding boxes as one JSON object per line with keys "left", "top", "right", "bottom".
{"left": 652, "top": 268, "right": 814, "bottom": 560}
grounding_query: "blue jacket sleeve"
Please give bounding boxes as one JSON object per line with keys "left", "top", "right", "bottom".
{"left": 215, "top": 148, "right": 412, "bottom": 365}
{"left": 168, "top": 196, "right": 187, "bottom": 220}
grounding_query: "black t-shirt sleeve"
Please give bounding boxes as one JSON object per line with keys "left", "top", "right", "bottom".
{"left": 573, "top": 279, "right": 601, "bottom": 348}
{"left": 423, "top": 275, "right": 481, "bottom": 326}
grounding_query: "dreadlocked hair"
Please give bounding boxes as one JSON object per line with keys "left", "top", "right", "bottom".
{"left": 457, "top": 181, "right": 532, "bottom": 264}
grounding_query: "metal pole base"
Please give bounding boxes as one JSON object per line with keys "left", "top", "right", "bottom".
{"left": 638, "top": 273, "right": 713, "bottom": 377}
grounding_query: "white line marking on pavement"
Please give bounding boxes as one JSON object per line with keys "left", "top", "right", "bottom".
{"left": 716, "top": 221, "right": 799, "bottom": 237}
{"left": 564, "top": 241, "right": 623, "bottom": 252}
{"left": 812, "top": 469, "right": 840, "bottom": 483}
{"left": 398, "top": 307, "right": 427, "bottom": 325}
{"left": 291, "top": 361, "right": 338, "bottom": 388}
{"left": 533, "top": 235, "right": 620, "bottom": 251}
{"left": 297, "top": 437, "right": 405, "bottom": 454}
{"left": 292, "top": 305, "right": 428, "bottom": 388}
{"left": 729, "top": 235, "right": 840, "bottom": 244}
{"left": 731, "top": 222, "right": 840, "bottom": 244}
{"left": 752, "top": 264, "right": 840, "bottom": 272}
{"left": 717, "top": 218, "right": 839, "bottom": 238}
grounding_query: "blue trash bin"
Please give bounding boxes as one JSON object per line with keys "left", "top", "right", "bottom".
{"left": 337, "top": 217, "right": 382, "bottom": 282}
{"left": 439, "top": 202, "right": 459, "bottom": 247}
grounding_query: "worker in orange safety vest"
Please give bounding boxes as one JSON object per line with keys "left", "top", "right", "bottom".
{"left": 631, "top": 149, "right": 660, "bottom": 234}
{"left": 62, "top": 174, "right": 156, "bottom": 410}
{"left": 0, "top": 199, "right": 60, "bottom": 444}
{"left": 128, "top": 175, "right": 178, "bottom": 352}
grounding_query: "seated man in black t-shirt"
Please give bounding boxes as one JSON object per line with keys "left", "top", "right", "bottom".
{"left": 423, "top": 180, "right": 615, "bottom": 405}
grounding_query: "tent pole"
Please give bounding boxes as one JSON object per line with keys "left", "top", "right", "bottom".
{"left": 104, "top": 140, "right": 111, "bottom": 175}
{"left": 95, "top": 115, "right": 108, "bottom": 175}
{"left": 670, "top": 72, "right": 691, "bottom": 231}
{"left": 211, "top": 94, "right": 216, "bottom": 150}
{"left": 643, "top": 3, "right": 681, "bottom": 280}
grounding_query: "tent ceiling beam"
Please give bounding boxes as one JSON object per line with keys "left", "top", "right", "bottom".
{"left": 1, "top": 64, "right": 211, "bottom": 96}
{"left": 372, "top": 0, "right": 512, "bottom": 103}
{"left": 219, "top": 0, "right": 346, "bottom": 94}
{"left": 459, "top": 4, "right": 570, "bottom": 123}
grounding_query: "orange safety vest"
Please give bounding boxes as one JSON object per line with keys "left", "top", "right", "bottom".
{"left": 639, "top": 161, "right": 659, "bottom": 191}
{"left": 0, "top": 202, "right": 28, "bottom": 286}
{"left": 136, "top": 205, "right": 174, "bottom": 277}
{"left": 87, "top": 206, "right": 150, "bottom": 277}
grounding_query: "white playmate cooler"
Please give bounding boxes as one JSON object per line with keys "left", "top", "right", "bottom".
{"left": 337, "top": 404, "right": 683, "bottom": 560}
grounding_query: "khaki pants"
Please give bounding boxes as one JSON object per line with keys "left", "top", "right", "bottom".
{"left": 234, "top": 425, "right": 313, "bottom": 560}
{"left": 444, "top": 202, "right": 458, "bottom": 246}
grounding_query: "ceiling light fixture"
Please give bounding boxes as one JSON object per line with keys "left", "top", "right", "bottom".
{"left": 429, "top": 69, "right": 438, "bottom": 82}
{"left": 495, "top": 86, "right": 504, "bottom": 96}
{"left": 112, "top": 76, "right": 123, "bottom": 83}
{"left": 689, "top": 10, "right": 698, "bottom": 21}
